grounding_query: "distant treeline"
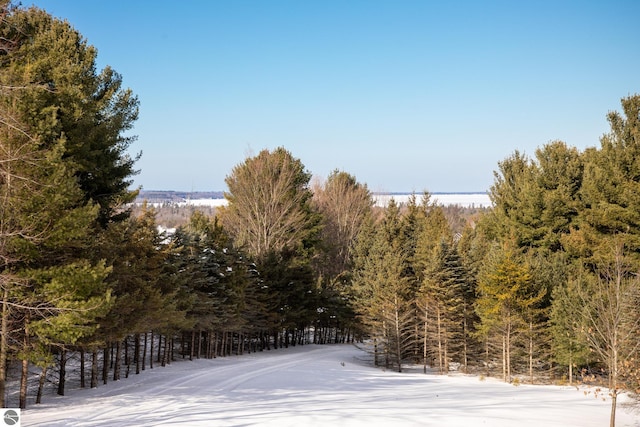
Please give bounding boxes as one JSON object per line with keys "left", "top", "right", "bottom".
{"left": 135, "top": 190, "right": 225, "bottom": 203}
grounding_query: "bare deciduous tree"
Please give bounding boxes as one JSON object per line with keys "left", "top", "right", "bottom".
{"left": 220, "top": 147, "right": 316, "bottom": 261}
{"left": 312, "top": 170, "right": 372, "bottom": 281}
{"left": 573, "top": 242, "right": 640, "bottom": 427}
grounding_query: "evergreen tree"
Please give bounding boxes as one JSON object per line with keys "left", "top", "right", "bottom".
{"left": 88, "top": 206, "right": 187, "bottom": 385}
{"left": 535, "top": 141, "right": 584, "bottom": 251}
{"left": 566, "top": 95, "right": 640, "bottom": 265}
{"left": 1, "top": 3, "right": 141, "bottom": 404}
{"left": 549, "top": 264, "right": 591, "bottom": 385}
{"left": 419, "top": 240, "right": 467, "bottom": 374}
{"left": 173, "top": 211, "right": 262, "bottom": 357}
{"left": 1, "top": 5, "right": 139, "bottom": 225}
{"left": 476, "top": 243, "right": 544, "bottom": 382}
{"left": 352, "top": 200, "right": 414, "bottom": 371}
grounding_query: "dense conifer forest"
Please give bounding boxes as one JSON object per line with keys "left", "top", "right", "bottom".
{"left": 1, "top": 3, "right": 639, "bottom": 424}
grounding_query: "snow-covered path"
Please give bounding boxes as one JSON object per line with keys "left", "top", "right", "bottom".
{"left": 23, "top": 344, "right": 638, "bottom": 426}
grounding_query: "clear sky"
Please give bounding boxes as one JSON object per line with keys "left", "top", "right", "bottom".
{"left": 27, "top": 0, "right": 640, "bottom": 193}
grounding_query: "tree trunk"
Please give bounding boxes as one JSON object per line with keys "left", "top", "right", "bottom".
{"left": 374, "top": 337, "right": 379, "bottom": 367}
{"left": 157, "top": 332, "right": 162, "bottom": 364}
{"left": 506, "top": 320, "right": 511, "bottom": 383}
{"left": 423, "top": 306, "right": 428, "bottom": 374}
{"left": 80, "top": 348, "right": 86, "bottom": 388}
{"left": 423, "top": 324, "right": 428, "bottom": 373}
{"left": 113, "top": 340, "right": 121, "bottom": 381}
{"left": 205, "top": 331, "right": 211, "bottom": 358}
{"left": 394, "top": 304, "right": 402, "bottom": 373}
{"left": 19, "top": 318, "right": 30, "bottom": 409}
{"left": 214, "top": 331, "right": 219, "bottom": 357}
{"left": 150, "top": 331, "right": 154, "bottom": 369}
{"left": 124, "top": 337, "right": 130, "bottom": 378}
{"left": 135, "top": 333, "right": 141, "bottom": 375}
{"left": 502, "top": 334, "right": 507, "bottom": 382}
{"left": 19, "top": 357, "right": 28, "bottom": 409}
{"left": 485, "top": 337, "right": 490, "bottom": 377}
{"left": 190, "top": 330, "right": 195, "bottom": 361}
{"left": 610, "top": 390, "right": 617, "bottom": 427}
{"left": 219, "top": 332, "right": 224, "bottom": 357}
{"left": 197, "top": 330, "right": 202, "bottom": 359}
{"left": 0, "top": 287, "right": 10, "bottom": 408}
{"left": 57, "top": 349, "right": 67, "bottom": 396}
{"left": 443, "top": 325, "right": 449, "bottom": 374}
{"left": 161, "top": 336, "right": 168, "bottom": 367}
{"left": 102, "top": 345, "right": 109, "bottom": 385}
{"left": 36, "top": 366, "right": 47, "bottom": 404}
{"left": 463, "top": 307, "right": 469, "bottom": 374}
{"left": 568, "top": 348, "right": 573, "bottom": 386}
{"left": 436, "top": 307, "right": 443, "bottom": 374}
{"left": 609, "top": 345, "right": 618, "bottom": 427}
{"left": 142, "top": 332, "right": 148, "bottom": 371}
{"left": 91, "top": 350, "right": 98, "bottom": 388}
{"left": 529, "top": 321, "right": 534, "bottom": 384}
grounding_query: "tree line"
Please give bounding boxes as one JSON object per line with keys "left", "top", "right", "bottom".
{"left": 1, "top": 4, "right": 639, "bottom": 425}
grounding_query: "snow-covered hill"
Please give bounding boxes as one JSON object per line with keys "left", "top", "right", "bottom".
{"left": 23, "top": 344, "right": 636, "bottom": 427}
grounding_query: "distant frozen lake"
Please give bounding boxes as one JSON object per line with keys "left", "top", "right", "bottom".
{"left": 161, "top": 193, "right": 492, "bottom": 209}
{"left": 372, "top": 193, "right": 492, "bottom": 208}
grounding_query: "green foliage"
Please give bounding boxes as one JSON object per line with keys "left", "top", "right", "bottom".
{"left": 549, "top": 268, "right": 592, "bottom": 378}
{"left": 420, "top": 239, "right": 469, "bottom": 372}
{"left": 173, "top": 212, "right": 263, "bottom": 334}
{"left": 27, "top": 261, "right": 112, "bottom": 346}
{"left": 352, "top": 202, "right": 415, "bottom": 369}
{"left": 567, "top": 96, "right": 640, "bottom": 266}
{"left": 476, "top": 242, "right": 546, "bottom": 381}
{"left": 1, "top": 5, "right": 139, "bottom": 225}
{"left": 93, "top": 207, "right": 187, "bottom": 341}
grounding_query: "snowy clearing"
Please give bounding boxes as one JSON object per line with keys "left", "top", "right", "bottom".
{"left": 23, "top": 344, "right": 638, "bottom": 426}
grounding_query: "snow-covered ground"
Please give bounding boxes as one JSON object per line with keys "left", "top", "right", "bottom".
{"left": 22, "top": 344, "right": 637, "bottom": 426}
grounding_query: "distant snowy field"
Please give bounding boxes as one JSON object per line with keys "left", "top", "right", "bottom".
{"left": 149, "top": 193, "right": 492, "bottom": 209}
{"left": 23, "top": 344, "right": 636, "bottom": 427}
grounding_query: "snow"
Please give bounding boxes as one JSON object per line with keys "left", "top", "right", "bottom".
{"left": 22, "top": 344, "right": 638, "bottom": 427}
{"left": 140, "top": 193, "right": 493, "bottom": 210}
{"left": 373, "top": 193, "right": 492, "bottom": 208}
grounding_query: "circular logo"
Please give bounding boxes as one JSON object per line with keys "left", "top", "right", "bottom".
{"left": 3, "top": 409, "right": 19, "bottom": 426}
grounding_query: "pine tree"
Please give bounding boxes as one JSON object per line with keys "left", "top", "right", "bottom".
{"left": 2, "top": 6, "right": 139, "bottom": 225}
{"left": 549, "top": 265, "right": 591, "bottom": 385}
{"left": 476, "top": 243, "right": 544, "bottom": 382}
{"left": 1, "top": 4, "right": 141, "bottom": 404}
{"left": 352, "top": 200, "right": 414, "bottom": 371}
{"left": 420, "top": 240, "right": 468, "bottom": 374}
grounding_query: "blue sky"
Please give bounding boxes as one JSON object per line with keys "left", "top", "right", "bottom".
{"left": 28, "top": 1, "right": 640, "bottom": 193}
